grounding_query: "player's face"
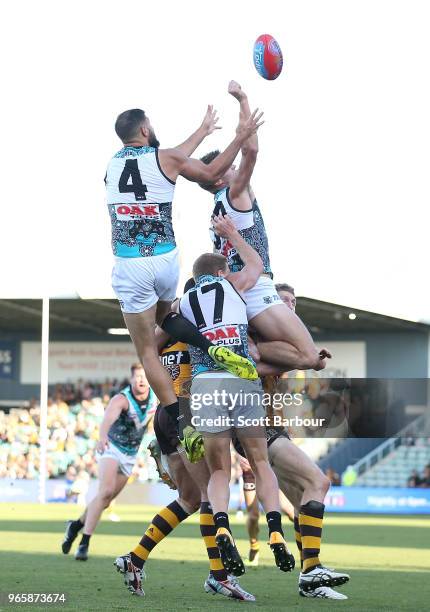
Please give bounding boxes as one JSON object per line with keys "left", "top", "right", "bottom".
{"left": 131, "top": 368, "right": 149, "bottom": 394}
{"left": 278, "top": 290, "right": 296, "bottom": 311}
{"left": 221, "top": 164, "right": 236, "bottom": 185}
{"left": 144, "top": 117, "right": 160, "bottom": 148}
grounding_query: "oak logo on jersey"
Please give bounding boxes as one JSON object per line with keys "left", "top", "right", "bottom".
{"left": 113, "top": 203, "right": 161, "bottom": 220}
{"left": 203, "top": 324, "right": 242, "bottom": 346}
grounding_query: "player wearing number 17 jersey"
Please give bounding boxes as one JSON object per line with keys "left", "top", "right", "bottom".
{"left": 180, "top": 215, "right": 295, "bottom": 579}
{"left": 105, "top": 105, "right": 264, "bottom": 418}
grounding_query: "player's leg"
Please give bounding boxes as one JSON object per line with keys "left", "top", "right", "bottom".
{"left": 203, "top": 434, "right": 245, "bottom": 576}
{"left": 252, "top": 304, "right": 321, "bottom": 371}
{"left": 123, "top": 307, "right": 177, "bottom": 408}
{"left": 269, "top": 436, "right": 350, "bottom": 591}
{"left": 242, "top": 469, "right": 260, "bottom": 566}
{"left": 176, "top": 451, "right": 255, "bottom": 601}
{"left": 279, "top": 489, "right": 295, "bottom": 521}
{"left": 75, "top": 458, "right": 128, "bottom": 560}
{"left": 238, "top": 428, "right": 295, "bottom": 572}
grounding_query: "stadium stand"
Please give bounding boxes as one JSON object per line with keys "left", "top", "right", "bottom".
{"left": 355, "top": 439, "right": 430, "bottom": 488}
{"left": 0, "top": 384, "right": 156, "bottom": 482}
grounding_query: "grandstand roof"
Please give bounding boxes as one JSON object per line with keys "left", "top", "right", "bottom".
{"left": 0, "top": 297, "right": 428, "bottom": 338}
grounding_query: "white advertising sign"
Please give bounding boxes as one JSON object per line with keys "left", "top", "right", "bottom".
{"left": 21, "top": 342, "right": 137, "bottom": 384}
{"left": 315, "top": 341, "right": 366, "bottom": 378}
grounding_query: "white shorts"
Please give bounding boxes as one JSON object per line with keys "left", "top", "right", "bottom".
{"left": 112, "top": 248, "right": 180, "bottom": 313}
{"left": 96, "top": 444, "right": 136, "bottom": 477}
{"left": 245, "top": 276, "right": 282, "bottom": 321}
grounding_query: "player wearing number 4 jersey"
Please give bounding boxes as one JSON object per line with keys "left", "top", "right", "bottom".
{"left": 199, "top": 81, "right": 331, "bottom": 373}
{"left": 105, "top": 105, "right": 263, "bottom": 422}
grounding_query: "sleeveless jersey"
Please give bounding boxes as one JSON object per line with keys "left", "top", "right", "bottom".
{"left": 180, "top": 275, "right": 254, "bottom": 376}
{"left": 210, "top": 187, "right": 272, "bottom": 276}
{"left": 108, "top": 385, "right": 157, "bottom": 455}
{"left": 105, "top": 146, "right": 176, "bottom": 258}
{"left": 160, "top": 340, "right": 192, "bottom": 397}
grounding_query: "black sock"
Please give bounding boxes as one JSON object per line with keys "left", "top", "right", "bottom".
{"left": 161, "top": 312, "right": 212, "bottom": 353}
{"left": 163, "top": 400, "right": 179, "bottom": 421}
{"left": 213, "top": 512, "right": 231, "bottom": 533}
{"left": 80, "top": 533, "right": 91, "bottom": 547}
{"left": 71, "top": 519, "right": 84, "bottom": 534}
{"left": 266, "top": 511, "right": 283, "bottom": 536}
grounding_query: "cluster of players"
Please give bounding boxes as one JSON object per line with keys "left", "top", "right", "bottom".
{"left": 62, "top": 81, "right": 350, "bottom": 601}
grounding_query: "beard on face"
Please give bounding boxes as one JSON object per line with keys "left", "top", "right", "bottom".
{"left": 148, "top": 128, "right": 160, "bottom": 148}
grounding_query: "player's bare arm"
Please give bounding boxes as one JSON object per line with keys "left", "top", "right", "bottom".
{"left": 228, "top": 81, "right": 259, "bottom": 205}
{"left": 96, "top": 395, "right": 128, "bottom": 453}
{"left": 212, "top": 213, "right": 263, "bottom": 292}
{"left": 158, "top": 109, "right": 264, "bottom": 185}
{"left": 173, "top": 105, "right": 221, "bottom": 157}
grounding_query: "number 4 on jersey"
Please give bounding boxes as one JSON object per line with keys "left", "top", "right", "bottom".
{"left": 119, "top": 159, "right": 148, "bottom": 200}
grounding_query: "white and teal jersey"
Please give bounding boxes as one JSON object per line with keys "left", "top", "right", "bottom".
{"left": 107, "top": 385, "right": 157, "bottom": 456}
{"left": 211, "top": 187, "right": 272, "bottom": 276}
{"left": 180, "top": 275, "right": 254, "bottom": 377}
{"left": 106, "top": 146, "right": 176, "bottom": 257}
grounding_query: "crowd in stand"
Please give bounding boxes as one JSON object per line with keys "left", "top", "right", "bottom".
{"left": 0, "top": 380, "right": 156, "bottom": 481}
{"left": 407, "top": 465, "right": 430, "bottom": 488}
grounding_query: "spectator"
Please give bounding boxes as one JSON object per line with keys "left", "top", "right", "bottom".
{"left": 407, "top": 469, "right": 422, "bottom": 488}
{"left": 420, "top": 465, "right": 430, "bottom": 488}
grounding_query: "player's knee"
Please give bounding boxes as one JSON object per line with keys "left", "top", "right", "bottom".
{"left": 100, "top": 488, "right": 115, "bottom": 505}
{"left": 177, "top": 494, "right": 200, "bottom": 515}
{"left": 301, "top": 346, "right": 320, "bottom": 369}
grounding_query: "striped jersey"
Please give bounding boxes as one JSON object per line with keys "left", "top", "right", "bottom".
{"left": 210, "top": 187, "right": 272, "bottom": 276}
{"left": 105, "top": 146, "right": 176, "bottom": 257}
{"left": 107, "top": 385, "right": 157, "bottom": 455}
{"left": 160, "top": 340, "right": 192, "bottom": 397}
{"left": 180, "top": 275, "right": 254, "bottom": 376}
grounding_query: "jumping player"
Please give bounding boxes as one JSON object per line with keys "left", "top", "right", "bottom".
{"left": 180, "top": 215, "right": 295, "bottom": 578}
{"left": 106, "top": 104, "right": 263, "bottom": 426}
{"left": 114, "top": 297, "right": 254, "bottom": 601}
{"left": 61, "top": 363, "right": 157, "bottom": 560}
{"left": 199, "top": 81, "right": 330, "bottom": 373}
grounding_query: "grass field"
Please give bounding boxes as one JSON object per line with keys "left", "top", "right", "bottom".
{"left": 0, "top": 503, "right": 429, "bottom": 611}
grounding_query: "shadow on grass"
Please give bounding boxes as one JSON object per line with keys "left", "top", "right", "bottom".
{"left": 0, "top": 550, "right": 429, "bottom": 612}
{"left": 0, "top": 518, "right": 429, "bottom": 550}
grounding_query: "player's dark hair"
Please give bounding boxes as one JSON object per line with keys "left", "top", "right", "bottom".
{"left": 115, "top": 109, "right": 146, "bottom": 143}
{"left": 200, "top": 150, "right": 220, "bottom": 165}
{"left": 198, "top": 150, "right": 221, "bottom": 192}
{"left": 130, "top": 362, "right": 144, "bottom": 375}
{"left": 275, "top": 283, "right": 295, "bottom": 295}
{"left": 183, "top": 278, "right": 196, "bottom": 293}
{"left": 192, "top": 253, "right": 228, "bottom": 279}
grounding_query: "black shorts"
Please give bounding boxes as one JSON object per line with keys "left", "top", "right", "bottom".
{"left": 154, "top": 405, "right": 179, "bottom": 455}
{"left": 233, "top": 427, "right": 291, "bottom": 458}
{"left": 154, "top": 398, "right": 192, "bottom": 455}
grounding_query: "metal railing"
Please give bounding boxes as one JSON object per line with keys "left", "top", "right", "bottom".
{"left": 351, "top": 412, "right": 427, "bottom": 478}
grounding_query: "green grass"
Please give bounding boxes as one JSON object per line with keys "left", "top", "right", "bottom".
{"left": 0, "top": 504, "right": 429, "bottom": 611}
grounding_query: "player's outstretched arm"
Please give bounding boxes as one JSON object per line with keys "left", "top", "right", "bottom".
{"left": 228, "top": 80, "right": 256, "bottom": 155}
{"left": 228, "top": 81, "right": 259, "bottom": 202}
{"left": 96, "top": 395, "right": 127, "bottom": 453}
{"left": 212, "top": 213, "right": 263, "bottom": 292}
{"left": 173, "top": 105, "right": 221, "bottom": 157}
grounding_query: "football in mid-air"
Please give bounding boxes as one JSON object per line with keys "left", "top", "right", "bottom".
{"left": 253, "top": 34, "right": 283, "bottom": 80}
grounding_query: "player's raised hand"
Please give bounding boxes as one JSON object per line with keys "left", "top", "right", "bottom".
{"left": 96, "top": 435, "right": 109, "bottom": 454}
{"left": 228, "top": 80, "right": 247, "bottom": 101}
{"left": 201, "top": 105, "right": 222, "bottom": 135}
{"left": 238, "top": 108, "right": 264, "bottom": 140}
{"left": 212, "top": 213, "right": 237, "bottom": 239}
